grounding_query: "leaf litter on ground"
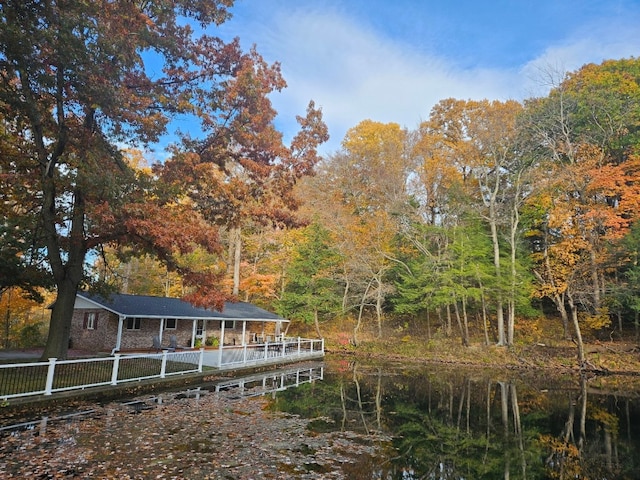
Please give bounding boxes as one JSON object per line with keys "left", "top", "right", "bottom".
{"left": 0, "top": 384, "right": 392, "bottom": 479}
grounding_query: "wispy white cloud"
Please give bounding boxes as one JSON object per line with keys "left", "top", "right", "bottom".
{"left": 217, "top": 2, "right": 640, "bottom": 154}
{"left": 521, "top": 20, "right": 640, "bottom": 96}
{"left": 259, "top": 9, "right": 519, "bottom": 152}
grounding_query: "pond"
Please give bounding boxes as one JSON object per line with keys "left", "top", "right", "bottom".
{"left": 270, "top": 358, "right": 640, "bottom": 479}
{"left": 1, "top": 357, "right": 639, "bottom": 479}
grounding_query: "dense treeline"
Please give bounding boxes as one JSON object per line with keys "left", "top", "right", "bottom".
{"left": 283, "top": 59, "right": 640, "bottom": 366}
{"left": 1, "top": 1, "right": 639, "bottom": 363}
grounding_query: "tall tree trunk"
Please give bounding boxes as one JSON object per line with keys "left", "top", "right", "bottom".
{"left": 452, "top": 299, "right": 469, "bottom": 346}
{"left": 353, "top": 303, "right": 364, "bottom": 347}
{"left": 229, "top": 227, "right": 242, "bottom": 297}
{"left": 554, "top": 292, "right": 571, "bottom": 340}
{"left": 353, "top": 278, "right": 373, "bottom": 346}
{"left": 537, "top": 235, "right": 572, "bottom": 338}
{"left": 313, "top": 308, "right": 322, "bottom": 338}
{"left": 496, "top": 300, "right": 505, "bottom": 346}
{"left": 567, "top": 292, "right": 586, "bottom": 367}
{"left": 589, "top": 243, "right": 601, "bottom": 310}
{"left": 375, "top": 276, "right": 383, "bottom": 338}
{"left": 507, "top": 173, "right": 523, "bottom": 347}
{"left": 122, "top": 262, "right": 131, "bottom": 294}
{"left": 3, "top": 288, "right": 12, "bottom": 349}
{"left": 41, "top": 182, "right": 87, "bottom": 361}
{"left": 534, "top": 265, "right": 570, "bottom": 339}
{"left": 341, "top": 266, "right": 350, "bottom": 313}
{"left": 43, "top": 279, "right": 79, "bottom": 359}
{"left": 488, "top": 191, "right": 506, "bottom": 346}
{"left": 477, "top": 275, "right": 491, "bottom": 345}
{"left": 461, "top": 296, "right": 470, "bottom": 347}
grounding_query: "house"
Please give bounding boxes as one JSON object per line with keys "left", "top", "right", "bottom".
{"left": 70, "top": 292, "right": 289, "bottom": 353}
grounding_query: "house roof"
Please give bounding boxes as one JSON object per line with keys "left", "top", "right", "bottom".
{"left": 76, "top": 292, "right": 288, "bottom": 323}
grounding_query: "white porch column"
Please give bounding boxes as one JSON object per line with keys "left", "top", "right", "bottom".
{"left": 275, "top": 321, "right": 282, "bottom": 339}
{"left": 158, "top": 319, "right": 165, "bottom": 343}
{"left": 191, "top": 320, "right": 197, "bottom": 348}
{"left": 241, "top": 321, "right": 247, "bottom": 346}
{"left": 115, "top": 316, "right": 124, "bottom": 351}
{"left": 219, "top": 320, "right": 226, "bottom": 345}
{"left": 218, "top": 320, "right": 225, "bottom": 364}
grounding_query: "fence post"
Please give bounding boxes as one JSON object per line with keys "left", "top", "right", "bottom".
{"left": 160, "top": 351, "right": 168, "bottom": 378}
{"left": 111, "top": 354, "right": 121, "bottom": 385}
{"left": 198, "top": 348, "right": 204, "bottom": 373}
{"left": 281, "top": 338, "right": 286, "bottom": 357}
{"left": 321, "top": 338, "right": 325, "bottom": 354}
{"left": 297, "top": 337, "right": 301, "bottom": 356}
{"left": 310, "top": 340, "right": 314, "bottom": 354}
{"left": 243, "top": 344, "right": 247, "bottom": 364}
{"left": 264, "top": 342, "right": 268, "bottom": 360}
{"left": 44, "top": 358, "right": 57, "bottom": 396}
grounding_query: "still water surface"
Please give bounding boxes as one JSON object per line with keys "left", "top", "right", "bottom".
{"left": 271, "top": 357, "right": 640, "bottom": 479}
{"left": 2, "top": 357, "right": 640, "bottom": 479}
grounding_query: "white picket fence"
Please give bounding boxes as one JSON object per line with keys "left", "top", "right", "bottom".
{"left": 204, "top": 337, "right": 325, "bottom": 369}
{"left": 0, "top": 338, "right": 325, "bottom": 401}
{"left": 0, "top": 350, "right": 204, "bottom": 401}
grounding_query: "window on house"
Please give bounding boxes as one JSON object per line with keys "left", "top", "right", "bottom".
{"left": 223, "top": 320, "right": 235, "bottom": 330}
{"left": 126, "top": 318, "right": 141, "bottom": 330}
{"left": 165, "top": 318, "right": 177, "bottom": 330}
{"left": 83, "top": 312, "right": 97, "bottom": 330}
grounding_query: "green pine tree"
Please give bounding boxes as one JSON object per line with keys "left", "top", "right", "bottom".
{"left": 276, "top": 223, "right": 343, "bottom": 337}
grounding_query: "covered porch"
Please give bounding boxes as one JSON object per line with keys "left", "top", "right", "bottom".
{"left": 73, "top": 292, "right": 325, "bottom": 369}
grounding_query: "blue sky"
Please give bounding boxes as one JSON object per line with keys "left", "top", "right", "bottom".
{"left": 162, "top": 0, "right": 640, "bottom": 155}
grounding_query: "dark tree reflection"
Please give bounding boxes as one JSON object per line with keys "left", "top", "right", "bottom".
{"left": 269, "top": 358, "right": 640, "bottom": 479}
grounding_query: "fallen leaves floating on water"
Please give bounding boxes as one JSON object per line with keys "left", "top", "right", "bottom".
{"left": 0, "top": 386, "right": 391, "bottom": 479}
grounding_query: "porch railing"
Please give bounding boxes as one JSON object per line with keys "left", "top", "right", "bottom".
{"left": 208, "top": 337, "right": 325, "bottom": 369}
{"left": 0, "top": 350, "right": 203, "bottom": 401}
{"left": 0, "top": 337, "right": 325, "bottom": 401}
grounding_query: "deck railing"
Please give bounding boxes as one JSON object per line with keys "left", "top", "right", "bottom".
{"left": 0, "top": 350, "right": 203, "bottom": 401}
{"left": 207, "top": 337, "right": 325, "bottom": 369}
{"left": 0, "top": 337, "right": 324, "bottom": 401}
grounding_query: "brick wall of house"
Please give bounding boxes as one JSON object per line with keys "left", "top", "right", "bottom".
{"left": 118, "top": 319, "right": 196, "bottom": 350}
{"left": 70, "top": 309, "right": 115, "bottom": 351}
{"left": 71, "top": 307, "right": 278, "bottom": 352}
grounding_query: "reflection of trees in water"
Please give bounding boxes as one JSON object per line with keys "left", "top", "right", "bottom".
{"left": 269, "top": 360, "right": 640, "bottom": 479}
{"left": 544, "top": 376, "right": 639, "bottom": 479}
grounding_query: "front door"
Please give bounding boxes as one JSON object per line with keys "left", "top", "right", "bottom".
{"left": 196, "top": 319, "right": 205, "bottom": 339}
